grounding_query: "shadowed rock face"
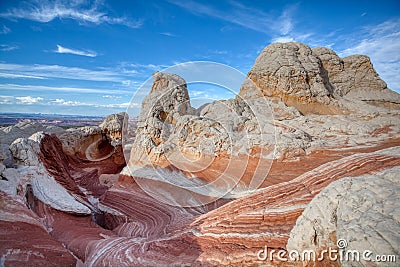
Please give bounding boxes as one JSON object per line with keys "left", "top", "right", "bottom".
{"left": 99, "top": 112, "right": 127, "bottom": 146}
{"left": 312, "top": 47, "right": 387, "bottom": 96}
{"left": 1, "top": 42, "right": 400, "bottom": 266}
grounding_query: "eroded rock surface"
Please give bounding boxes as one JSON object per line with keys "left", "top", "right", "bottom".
{"left": 287, "top": 160, "right": 400, "bottom": 266}
{"left": 244, "top": 42, "right": 400, "bottom": 115}
{"left": 0, "top": 114, "right": 127, "bottom": 266}
{"left": 1, "top": 42, "right": 400, "bottom": 266}
{"left": 99, "top": 112, "right": 127, "bottom": 146}
{"left": 0, "top": 192, "right": 77, "bottom": 266}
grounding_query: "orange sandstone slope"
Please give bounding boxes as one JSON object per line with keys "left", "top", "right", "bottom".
{"left": 1, "top": 42, "right": 399, "bottom": 266}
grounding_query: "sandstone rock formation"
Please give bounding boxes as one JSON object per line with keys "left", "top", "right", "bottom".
{"left": 0, "top": 113, "right": 126, "bottom": 266}
{"left": 0, "top": 120, "right": 64, "bottom": 145}
{"left": 130, "top": 71, "right": 194, "bottom": 165}
{"left": 243, "top": 42, "right": 341, "bottom": 115}
{"left": 0, "top": 192, "right": 77, "bottom": 266}
{"left": 188, "top": 146, "right": 400, "bottom": 265}
{"left": 72, "top": 145, "right": 400, "bottom": 266}
{"left": 99, "top": 112, "right": 127, "bottom": 146}
{"left": 126, "top": 71, "right": 275, "bottom": 205}
{"left": 1, "top": 41, "right": 400, "bottom": 266}
{"left": 287, "top": 162, "right": 400, "bottom": 266}
{"left": 243, "top": 42, "right": 400, "bottom": 115}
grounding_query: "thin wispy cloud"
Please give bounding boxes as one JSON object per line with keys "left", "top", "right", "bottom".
{"left": 0, "top": 84, "right": 129, "bottom": 95}
{"left": 1, "top": 95, "right": 135, "bottom": 109}
{"left": 0, "top": 0, "right": 142, "bottom": 28}
{"left": 160, "top": 32, "right": 176, "bottom": 37}
{"left": 118, "top": 62, "right": 169, "bottom": 74}
{"left": 274, "top": 6, "right": 295, "bottom": 35}
{"left": 339, "top": 18, "right": 400, "bottom": 91}
{"left": 166, "top": 0, "right": 296, "bottom": 36}
{"left": 0, "top": 62, "right": 164, "bottom": 97}
{"left": 0, "top": 44, "right": 18, "bottom": 51}
{"left": 0, "top": 25, "right": 11, "bottom": 34}
{"left": 0, "top": 72, "right": 46, "bottom": 79}
{"left": 0, "top": 96, "right": 14, "bottom": 105}
{"left": 55, "top": 44, "right": 97, "bottom": 57}
{"left": 166, "top": 0, "right": 331, "bottom": 48}
{"left": 0, "top": 63, "right": 125, "bottom": 82}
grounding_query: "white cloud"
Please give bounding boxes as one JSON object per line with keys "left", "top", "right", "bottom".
{"left": 51, "top": 98, "right": 65, "bottom": 103}
{"left": 120, "top": 63, "right": 168, "bottom": 72}
{"left": 0, "top": 25, "right": 11, "bottom": 34}
{"left": 52, "top": 99, "right": 82, "bottom": 106}
{"left": 1, "top": 94, "right": 136, "bottom": 109}
{"left": 167, "top": 0, "right": 297, "bottom": 36}
{"left": 208, "top": 49, "right": 228, "bottom": 55}
{"left": 189, "top": 90, "right": 204, "bottom": 97}
{"left": 55, "top": 44, "right": 97, "bottom": 57}
{"left": 275, "top": 7, "right": 294, "bottom": 35}
{"left": 338, "top": 19, "right": 400, "bottom": 91}
{"left": 160, "top": 32, "right": 176, "bottom": 37}
{"left": 0, "top": 62, "right": 166, "bottom": 84}
{"left": 16, "top": 96, "right": 44, "bottom": 104}
{"left": 104, "top": 102, "right": 134, "bottom": 108}
{"left": 0, "top": 96, "right": 14, "bottom": 105}
{"left": 49, "top": 98, "right": 135, "bottom": 109}
{"left": 0, "top": 84, "right": 129, "bottom": 94}
{"left": 121, "top": 80, "right": 131, "bottom": 87}
{"left": 0, "top": 72, "right": 45, "bottom": 79}
{"left": 0, "top": 63, "right": 126, "bottom": 82}
{"left": 0, "top": 44, "right": 18, "bottom": 51}
{"left": 271, "top": 36, "right": 295, "bottom": 43}
{"left": 102, "top": 95, "right": 122, "bottom": 99}
{"left": 0, "top": 0, "right": 142, "bottom": 28}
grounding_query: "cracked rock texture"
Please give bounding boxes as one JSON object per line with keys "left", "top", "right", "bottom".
{"left": 287, "top": 161, "right": 400, "bottom": 266}
{"left": 99, "top": 112, "right": 127, "bottom": 146}
{"left": 244, "top": 42, "right": 400, "bottom": 115}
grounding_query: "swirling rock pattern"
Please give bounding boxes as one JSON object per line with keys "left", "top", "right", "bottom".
{"left": 0, "top": 192, "right": 76, "bottom": 266}
{"left": 1, "top": 42, "right": 400, "bottom": 266}
{"left": 287, "top": 151, "right": 400, "bottom": 266}
{"left": 0, "top": 114, "right": 127, "bottom": 266}
{"left": 188, "top": 146, "right": 400, "bottom": 265}
{"left": 78, "top": 145, "right": 400, "bottom": 266}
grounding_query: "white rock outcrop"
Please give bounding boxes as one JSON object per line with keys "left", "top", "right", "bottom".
{"left": 287, "top": 149, "right": 400, "bottom": 266}
{"left": 1, "top": 131, "right": 92, "bottom": 215}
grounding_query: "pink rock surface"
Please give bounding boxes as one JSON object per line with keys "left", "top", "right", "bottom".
{"left": 82, "top": 146, "right": 400, "bottom": 266}
{"left": 1, "top": 42, "right": 400, "bottom": 266}
{"left": 0, "top": 192, "right": 76, "bottom": 266}
{"left": 2, "top": 136, "right": 399, "bottom": 266}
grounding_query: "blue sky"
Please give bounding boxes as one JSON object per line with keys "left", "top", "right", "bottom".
{"left": 0, "top": 0, "right": 399, "bottom": 116}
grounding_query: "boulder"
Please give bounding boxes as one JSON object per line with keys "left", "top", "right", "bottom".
{"left": 287, "top": 164, "right": 400, "bottom": 266}
{"left": 243, "top": 42, "right": 342, "bottom": 115}
{"left": 243, "top": 42, "right": 400, "bottom": 115}
{"left": 313, "top": 47, "right": 400, "bottom": 105}
{"left": 99, "top": 112, "right": 127, "bottom": 146}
